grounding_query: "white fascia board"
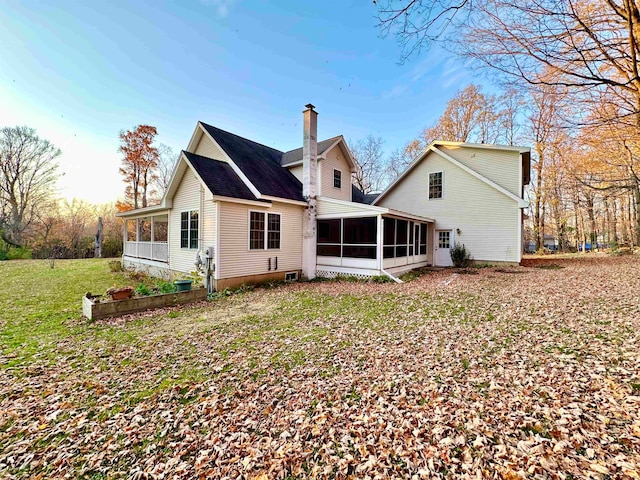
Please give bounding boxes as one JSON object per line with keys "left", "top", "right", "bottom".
{"left": 434, "top": 140, "right": 531, "bottom": 154}
{"left": 260, "top": 195, "right": 307, "bottom": 206}
{"left": 211, "top": 195, "right": 272, "bottom": 207}
{"left": 164, "top": 154, "right": 192, "bottom": 202}
{"left": 283, "top": 160, "right": 303, "bottom": 167}
{"left": 317, "top": 195, "right": 388, "bottom": 213}
{"left": 186, "top": 123, "right": 204, "bottom": 153}
{"left": 431, "top": 146, "right": 527, "bottom": 206}
{"left": 115, "top": 204, "right": 171, "bottom": 218}
{"left": 322, "top": 137, "right": 357, "bottom": 172}
{"left": 199, "top": 124, "right": 263, "bottom": 200}
{"left": 385, "top": 209, "right": 435, "bottom": 223}
{"left": 317, "top": 212, "right": 381, "bottom": 219}
{"left": 372, "top": 147, "right": 431, "bottom": 205}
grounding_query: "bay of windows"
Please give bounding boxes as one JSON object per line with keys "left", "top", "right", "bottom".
{"left": 249, "top": 211, "right": 281, "bottom": 250}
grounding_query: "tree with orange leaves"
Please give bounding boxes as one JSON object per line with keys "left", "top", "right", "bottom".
{"left": 118, "top": 125, "right": 159, "bottom": 210}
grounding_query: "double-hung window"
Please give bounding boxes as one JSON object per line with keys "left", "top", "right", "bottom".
{"left": 249, "top": 211, "right": 281, "bottom": 250}
{"left": 333, "top": 169, "right": 342, "bottom": 189}
{"left": 429, "top": 172, "right": 443, "bottom": 199}
{"left": 180, "top": 211, "right": 199, "bottom": 249}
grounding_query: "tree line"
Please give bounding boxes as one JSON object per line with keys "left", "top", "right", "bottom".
{"left": 0, "top": 125, "right": 176, "bottom": 260}
{"left": 356, "top": 0, "right": 640, "bottom": 252}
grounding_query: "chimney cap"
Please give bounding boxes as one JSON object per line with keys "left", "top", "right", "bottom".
{"left": 304, "top": 103, "right": 316, "bottom": 111}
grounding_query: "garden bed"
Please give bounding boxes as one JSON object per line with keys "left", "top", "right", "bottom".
{"left": 82, "top": 288, "right": 207, "bottom": 320}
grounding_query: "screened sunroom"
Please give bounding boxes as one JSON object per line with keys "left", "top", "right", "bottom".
{"left": 315, "top": 197, "right": 433, "bottom": 279}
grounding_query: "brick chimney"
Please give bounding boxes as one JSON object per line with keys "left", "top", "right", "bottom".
{"left": 302, "top": 104, "right": 318, "bottom": 198}
{"left": 301, "top": 103, "right": 318, "bottom": 280}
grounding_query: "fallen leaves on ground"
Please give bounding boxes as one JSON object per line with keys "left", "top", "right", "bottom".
{"left": 1, "top": 254, "right": 639, "bottom": 478}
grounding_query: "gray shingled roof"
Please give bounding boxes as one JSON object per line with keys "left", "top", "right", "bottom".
{"left": 351, "top": 185, "right": 378, "bottom": 205}
{"left": 200, "top": 123, "right": 304, "bottom": 202}
{"left": 183, "top": 151, "right": 260, "bottom": 201}
{"left": 280, "top": 136, "right": 342, "bottom": 166}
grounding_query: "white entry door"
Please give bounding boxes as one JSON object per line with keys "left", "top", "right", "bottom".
{"left": 434, "top": 230, "right": 453, "bottom": 266}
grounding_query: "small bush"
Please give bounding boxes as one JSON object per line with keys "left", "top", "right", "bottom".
{"left": 450, "top": 242, "right": 471, "bottom": 268}
{"left": 370, "top": 275, "right": 394, "bottom": 283}
{"left": 108, "top": 260, "right": 124, "bottom": 272}
{"left": 157, "top": 281, "right": 177, "bottom": 294}
{"left": 7, "top": 247, "right": 32, "bottom": 260}
{"left": 135, "top": 283, "right": 153, "bottom": 296}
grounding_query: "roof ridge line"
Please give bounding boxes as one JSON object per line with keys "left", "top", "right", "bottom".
{"left": 199, "top": 121, "right": 285, "bottom": 155}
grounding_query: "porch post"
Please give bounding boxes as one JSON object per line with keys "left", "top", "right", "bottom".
{"left": 377, "top": 215, "right": 383, "bottom": 272}
{"left": 136, "top": 219, "right": 140, "bottom": 258}
{"left": 150, "top": 216, "right": 155, "bottom": 261}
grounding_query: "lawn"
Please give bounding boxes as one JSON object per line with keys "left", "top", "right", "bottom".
{"left": 1, "top": 256, "right": 639, "bottom": 478}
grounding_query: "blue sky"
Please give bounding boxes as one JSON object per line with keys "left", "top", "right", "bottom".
{"left": 0, "top": 0, "right": 475, "bottom": 203}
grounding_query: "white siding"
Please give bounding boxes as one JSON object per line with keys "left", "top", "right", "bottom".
{"left": 378, "top": 151, "right": 521, "bottom": 263}
{"left": 169, "top": 168, "right": 205, "bottom": 273}
{"left": 202, "top": 198, "right": 216, "bottom": 247}
{"left": 193, "top": 134, "right": 227, "bottom": 161}
{"left": 319, "top": 146, "right": 351, "bottom": 201}
{"left": 217, "top": 201, "right": 303, "bottom": 279}
{"left": 439, "top": 145, "right": 520, "bottom": 197}
{"left": 288, "top": 165, "right": 303, "bottom": 182}
{"left": 317, "top": 198, "right": 380, "bottom": 216}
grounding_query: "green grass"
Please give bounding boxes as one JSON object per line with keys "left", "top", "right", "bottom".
{"left": 0, "top": 258, "right": 129, "bottom": 366}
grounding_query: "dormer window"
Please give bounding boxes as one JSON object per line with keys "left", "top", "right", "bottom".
{"left": 333, "top": 169, "right": 342, "bottom": 189}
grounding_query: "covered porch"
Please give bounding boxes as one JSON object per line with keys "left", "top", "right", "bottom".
{"left": 315, "top": 197, "right": 433, "bottom": 280}
{"left": 117, "top": 206, "right": 170, "bottom": 266}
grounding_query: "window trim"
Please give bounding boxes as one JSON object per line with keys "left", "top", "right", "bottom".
{"left": 247, "top": 210, "right": 282, "bottom": 251}
{"left": 333, "top": 168, "right": 342, "bottom": 189}
{"left": 317, "top": 216, "right": 377, "bottom": 259}
{"left": 383, "top": 218, "right": 430, "bottom": 259}
{"left": 428, "top": 171, "right": 444, "bottom": 200}
{"left": 180, "top": 210, "right": 199, "bottom": 250}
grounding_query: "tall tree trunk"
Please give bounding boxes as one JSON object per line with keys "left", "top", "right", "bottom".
{"left": 95, "top": 217, "right": 103, "bottom": 258}
{"left": 586, "top": 194, "right": 597, "bottom": 247}
{"left": 612, "top": 197, "right": 618, "bottom": 246}
{"left": 633, "top": 180, "right": 640, "bottom": 246}
{"left": 533, "top": 151, "right": 544, "bottom": 251}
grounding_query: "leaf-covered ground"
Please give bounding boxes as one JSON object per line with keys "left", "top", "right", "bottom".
{"left": 1, "top": 255, "right": 639, "bottom": 478}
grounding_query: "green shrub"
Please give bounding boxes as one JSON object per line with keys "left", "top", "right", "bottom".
{"left": 7, "top": 247, "right": 32, "bottom": 260}
{"left": 370, "top": 275, "right": 393, "bottom": 283}
{"left": 157, "top": 281, "right": 177, "bottom": 294}
{"left": 450, "top": 242, "right": 471, "bottom": 268}
{"left": 135, "top": 283, "right": 153, "bottom": 296}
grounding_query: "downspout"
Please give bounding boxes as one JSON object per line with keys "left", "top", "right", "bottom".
{"left": 381, "top": 269, "right": 403, "bottom": 283}
{"left": 194, "top": 185, "right": 207, "bottom": 289}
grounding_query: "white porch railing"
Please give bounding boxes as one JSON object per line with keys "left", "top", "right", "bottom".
{"left": 124, "top": 241, "right": 168, "bottom": 263}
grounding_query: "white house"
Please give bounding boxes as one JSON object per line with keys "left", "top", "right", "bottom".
{"left": 117, "top": 105, "right": 530, "bottom": 290}
{"left": 373, "top": 140, "right": 531, "bottom": 266}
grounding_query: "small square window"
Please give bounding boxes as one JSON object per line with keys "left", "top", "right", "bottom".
{"left": 438, "top": 231, "right": 450, "bottom": 249}
{"left": 429, "top": 172, "right": 443, "bottom": 199}
{"left": 333, "top": 169, "right": 342, "bottom": 189}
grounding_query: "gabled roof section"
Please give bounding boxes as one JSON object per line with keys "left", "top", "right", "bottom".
{"left": 351, "top": 185, "right": 378, "bottom": 205}
{"left": 374, "top": 142, "right": 529, "bottom": 208}
{"left": 281, "top": 135, "right": 342, "bottom": 166}
{"left": 183, "top": 151, "right": 258, "bottom": 201}
{"left": 200, "top": 122, "right": 304, "bottom": 202}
